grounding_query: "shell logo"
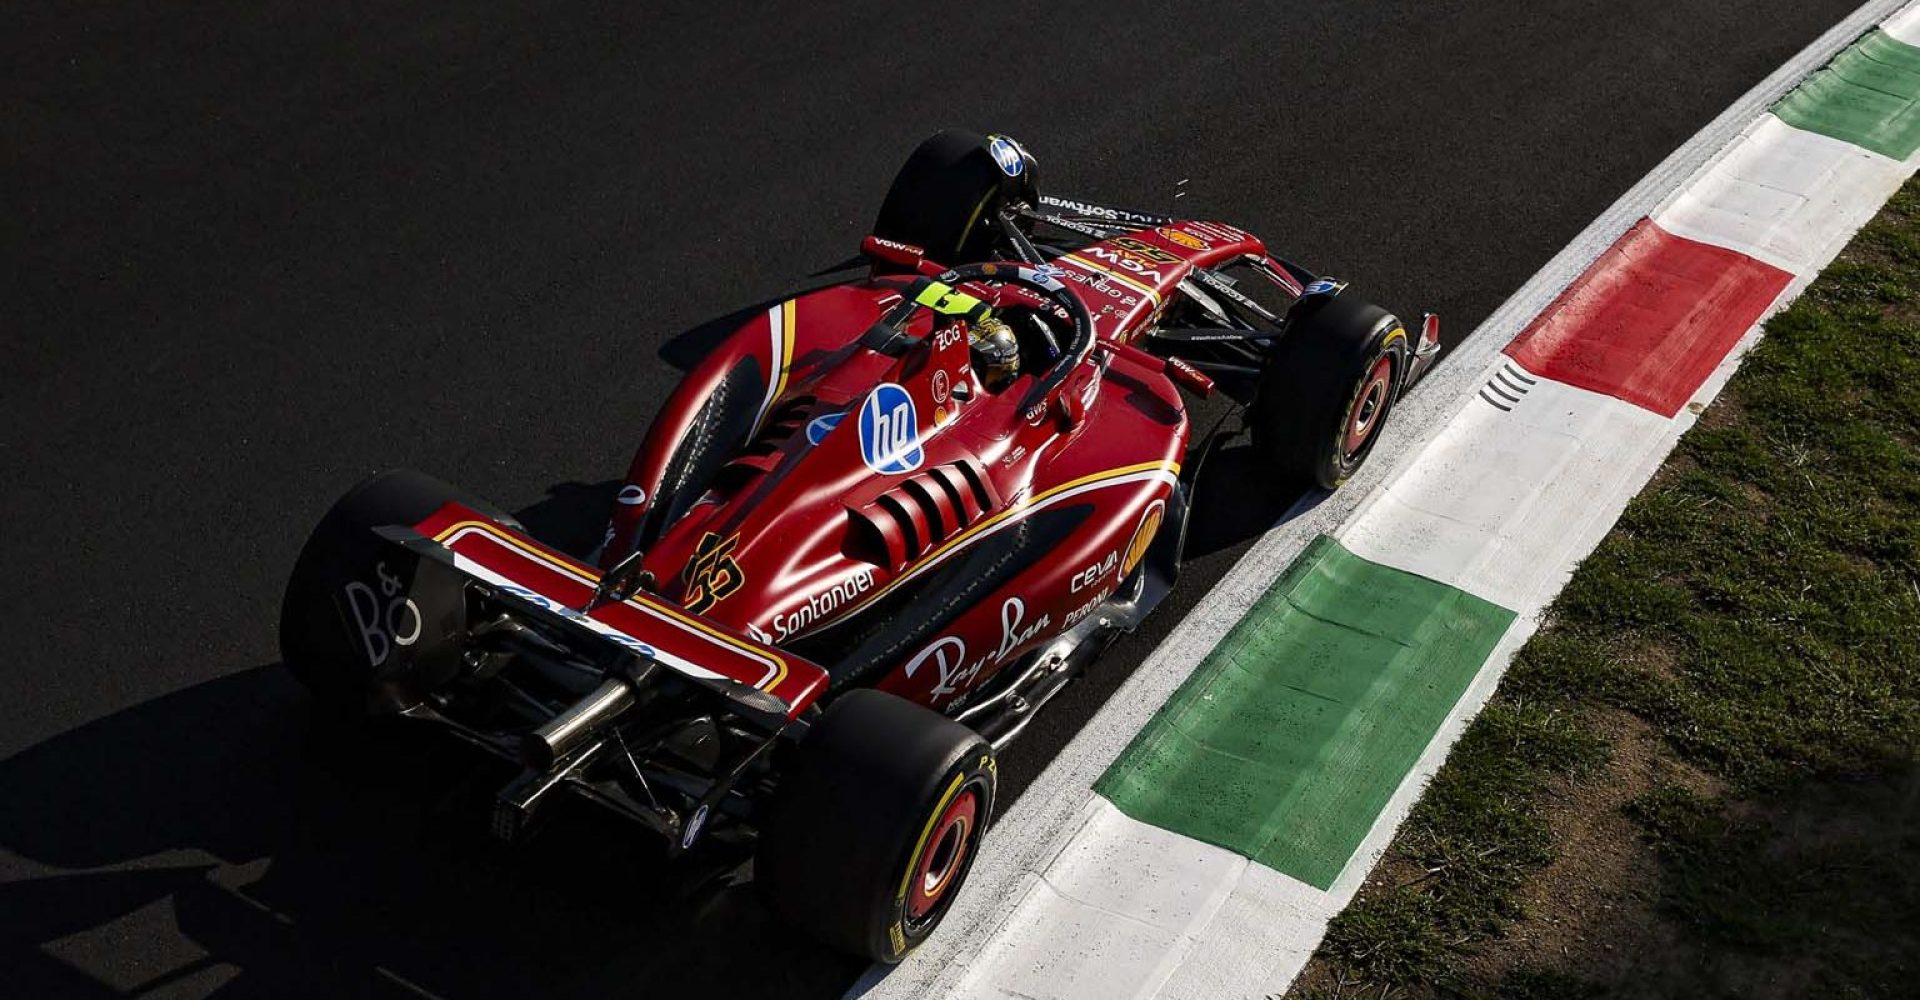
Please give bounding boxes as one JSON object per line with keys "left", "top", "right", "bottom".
{"left": 1121, "top": 500, "right": 1165, "bottom": 578}
{"left": 1157, "top": 227, "right": 1208, "bottom": 251}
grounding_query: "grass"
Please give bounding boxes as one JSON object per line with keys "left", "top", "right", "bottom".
{"left": 1295, "top": 178, "right": 1920, "bottom": 999}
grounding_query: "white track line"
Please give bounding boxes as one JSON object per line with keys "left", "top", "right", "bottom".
{"left": 1889, "top": 3, "right": 1920, "bottom": 40}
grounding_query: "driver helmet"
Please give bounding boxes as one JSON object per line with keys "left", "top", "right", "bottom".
{"left": 969, "top": 317, "right": 1021, "bottom": 391}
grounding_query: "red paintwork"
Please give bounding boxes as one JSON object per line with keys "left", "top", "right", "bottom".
{"left": 412, "top": 501, "right": 831, "bottom": 714}
{"left": 1506, "top": 219, "right": 1792, "bottom": 417}
{"left": 584, "top": 221, "right": 1275, "bottom": 716}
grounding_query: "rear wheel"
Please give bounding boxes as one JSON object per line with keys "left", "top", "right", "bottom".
{"left": 1250, "top": 295, "right": 1408, "bottom": 489}
{"left": 756, "top": 689, "right": 997, "bottom": 962}
{"left": 279, "top": 469, "right": 506, "bottom": 714}
{"left": 873, "top": 129, "right": 1035, "bottom": 265}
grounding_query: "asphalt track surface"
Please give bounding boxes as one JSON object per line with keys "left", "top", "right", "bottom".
{"left": 1, "top": 2, "right": 1868, "bottom": 997}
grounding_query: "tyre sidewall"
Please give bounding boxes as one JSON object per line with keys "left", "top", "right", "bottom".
{"left": 1251, "top": 297, "right": 1408, "bottom": 489}
{"left": 873, "top": 130, "right": 1016, "bottom": 264}
{"left": 1323, "top": 320, "right": 1407, "bottom": 486}
{"left": 884, "top": 750, "right": 994, "bottom": 957}
{"left": 756, "top": 690, "right": 998, "bottom": 962}
{"left": 279, "top": 470, "right": 487, "bottom": 714}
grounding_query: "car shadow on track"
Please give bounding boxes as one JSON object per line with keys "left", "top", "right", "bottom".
{"left": 0, "top": 667, "right": 863, "bottom": 999}
{"left": 514, "top": 480, "right": 623, "bottom": 559}
{"left": 1180, "top": 435, "right": 1321, "bottom": 562}
{"left": 0, "top": 459, "right": 1316, "bottom": 1000}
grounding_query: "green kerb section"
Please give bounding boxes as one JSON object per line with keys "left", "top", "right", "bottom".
{"left": 1096, "top": 536, "right": 1515, "bottom": 889}
{"left": 1775, "top": 28, "right": 1920, "bottom": 160}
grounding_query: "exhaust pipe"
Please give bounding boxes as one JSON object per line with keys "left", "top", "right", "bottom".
{"left": 521, "top": 675, "right": 635, "bottom": 771}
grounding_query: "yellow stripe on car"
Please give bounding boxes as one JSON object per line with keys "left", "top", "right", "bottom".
{"left": 429, "top": 519, "right": 791, "bottom": 692}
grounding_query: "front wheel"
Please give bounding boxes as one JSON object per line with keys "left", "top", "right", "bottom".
{"left": 756, "top": 689, "right": 997, "bottom": 962}
{"left": 1249, "top": 294, "right": 1408, "bottom": 489}
{"left": 872, "top": 129, "right": 1036, "bottom": 265}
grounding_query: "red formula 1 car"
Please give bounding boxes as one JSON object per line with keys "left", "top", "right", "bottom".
{"left": 279, "top": 130, "right": 1439, "bottom": 961}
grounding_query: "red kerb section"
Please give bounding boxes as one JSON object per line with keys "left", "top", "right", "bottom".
{"left": 1506, "top": 219, "right": 1792, "bottom": 417}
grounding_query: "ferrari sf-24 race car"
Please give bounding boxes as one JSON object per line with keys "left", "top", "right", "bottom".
{"left": 280, "top": 130, "right": 1439, "bottom": 961}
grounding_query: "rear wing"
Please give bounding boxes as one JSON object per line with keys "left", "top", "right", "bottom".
{"left": 380, "top": 501, "right": 831, "bottom": 723}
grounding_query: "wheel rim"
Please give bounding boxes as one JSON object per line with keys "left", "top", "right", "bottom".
{"left": 1342, "top": 355, "right": 1395, "bottom": 460}
{"left": 906, "top": 787, "right": 979, "bottom": 924}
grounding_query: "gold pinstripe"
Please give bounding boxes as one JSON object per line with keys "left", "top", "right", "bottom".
{"left": 1061, "top": 252, "right": 1164, "bottom": 303}
{"left": 751, "top": 298, "right": 799, "bottom": 437}
{"left": 430, "top": 519, "right": 792, "bottom": 693}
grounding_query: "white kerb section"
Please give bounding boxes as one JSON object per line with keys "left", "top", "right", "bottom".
{"left": 949, "top": 799, "right": 1336, "bottom": 1000}
{"left": 1336, "top": 363, "right": 1672, "bottom": 614}
{"left": 1652, "top": 114, "right": 1913, "bottom": 275}
{"left": 1887, "top": 3, "right": 1920, "bottom": 42}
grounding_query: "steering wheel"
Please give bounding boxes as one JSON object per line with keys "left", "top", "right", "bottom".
{"left": 871, "top": 262, "right": 1097, "bottom": 409}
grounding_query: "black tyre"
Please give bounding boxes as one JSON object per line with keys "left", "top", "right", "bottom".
{"left": 757, "top": 689, "right": 997, "bottom": 962}
{"left": 873, "top": 129, "right": 1035, "bottom": 264}
{"left": 1250, "top": 294, "right": 1409, "bottom": 489}
{"left": 279, "top": 469, "right": 508, "bottom": 714}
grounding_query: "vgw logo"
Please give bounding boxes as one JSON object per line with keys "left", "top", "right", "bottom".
{"left": 858, "top": 383, "right": 923, "bottom": 473}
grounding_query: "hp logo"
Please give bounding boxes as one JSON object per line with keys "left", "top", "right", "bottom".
{"left": 858, "top": 383, "right": 924, "bottom": 474}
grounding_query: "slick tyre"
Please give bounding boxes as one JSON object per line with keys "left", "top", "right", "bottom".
{"left": 874, "top": 129, "right": 1022, "bottom": 265}
{"left": 279, "top": 468, "right": 510, "bottom": 715}
{"left": 1250, "top": 294, "right": 1408, "bottom": 490}
{"left": 757, "top": 689, "right": 997, "bottom": 962}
